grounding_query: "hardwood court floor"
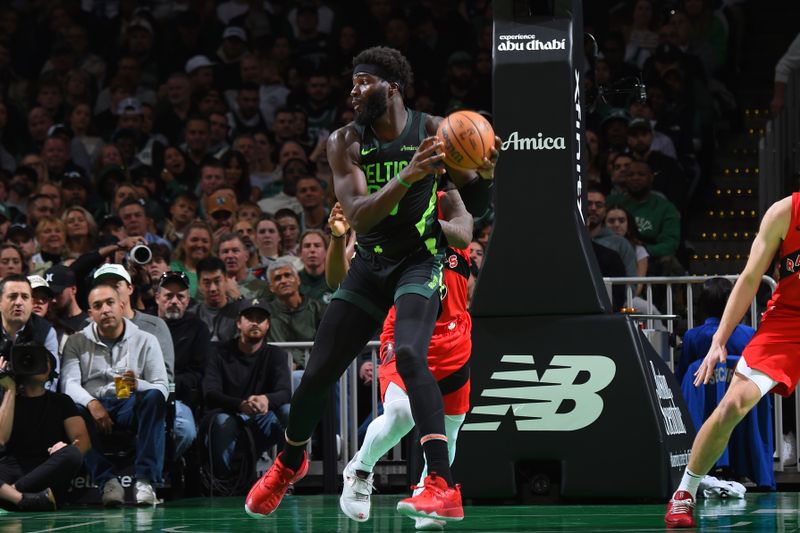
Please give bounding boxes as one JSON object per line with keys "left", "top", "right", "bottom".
{"left": 1, "top": 492, "right": 798, "bottom": 532}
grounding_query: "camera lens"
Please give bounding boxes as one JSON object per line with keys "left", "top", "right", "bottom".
{"left": 130, "top": 244, "right": 152, "bottom": 265}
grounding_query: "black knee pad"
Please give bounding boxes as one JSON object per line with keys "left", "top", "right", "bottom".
{"left": 395, "top": 345, "right": 428, "bottom": 382}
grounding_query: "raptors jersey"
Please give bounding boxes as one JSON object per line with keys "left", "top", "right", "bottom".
{"left": 764, "top": 192, "right": 800, "bottom": 318}
{"left": 742, "top": 193, "right": 800, "bottom": 396}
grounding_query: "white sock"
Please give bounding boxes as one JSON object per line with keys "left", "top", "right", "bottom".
{"left": 352, "top": 384, "right": 415, "bottom": 473}
{"left": 676, "top": 468, "right": 703, "bottom": 499}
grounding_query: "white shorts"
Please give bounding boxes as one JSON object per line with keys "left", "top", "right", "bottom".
{"left": 735, "top": 355, "right": 778, "bottom": 398}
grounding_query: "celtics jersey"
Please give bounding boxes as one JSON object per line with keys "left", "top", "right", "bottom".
{"left": 352, "top": 108, "right": 441, "bottom": 258}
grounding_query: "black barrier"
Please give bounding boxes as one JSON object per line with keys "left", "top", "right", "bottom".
{"left": 454, "top": 0, "right": 694, "bottom": 501}
{"left": 454, "top": 314, "right": 694, "bottom": 499}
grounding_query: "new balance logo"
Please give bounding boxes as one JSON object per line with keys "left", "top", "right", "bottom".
{"left": 462, "top": 354, "right": 616, "bottom": 432}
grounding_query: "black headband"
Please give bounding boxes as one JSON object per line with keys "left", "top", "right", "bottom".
{"left": 353, "top": 63, "right": 404, "bottom": 89}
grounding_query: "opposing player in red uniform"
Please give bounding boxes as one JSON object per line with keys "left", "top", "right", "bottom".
{"left": 666, "top": 194, "right": 800, "bottom": 528}
{"left": 328, "top": 196, "right": 473, "bottom": 531}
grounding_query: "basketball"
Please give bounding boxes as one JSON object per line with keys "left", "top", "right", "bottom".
{"left": 436, "top": 110, "right": 496, "bottom": 171}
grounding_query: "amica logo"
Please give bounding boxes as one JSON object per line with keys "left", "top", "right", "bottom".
{"left": 501, "top": 131, "right": 566, "bottom": 151}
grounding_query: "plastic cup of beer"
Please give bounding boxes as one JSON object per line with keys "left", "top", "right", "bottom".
{"left": 114, "top": 374, "right": 131, "bottom": 399}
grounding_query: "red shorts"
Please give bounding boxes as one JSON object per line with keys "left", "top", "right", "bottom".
{"left": 742, "top": 314, "right": 800, "bottom": 396}
{"left": 378, "top": 320, "right": 471, "bottom": 415}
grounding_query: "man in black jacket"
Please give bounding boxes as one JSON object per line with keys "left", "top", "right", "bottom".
{"left": 202, "top": 298, "right": 291, "bottom": 476}
{"left": 0, "top": 275, "right": 59, "bottom": 391}
{"left": 156, "top": 271, "right": 211, "bottom": 458}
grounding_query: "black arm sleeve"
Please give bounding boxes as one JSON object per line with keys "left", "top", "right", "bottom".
{"left": 457, "top": 177, "right": 494, "bottom": 220}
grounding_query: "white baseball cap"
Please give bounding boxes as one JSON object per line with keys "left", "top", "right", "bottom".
{"left": 185, "top": 55, "right": 215, "bottom": 74}
{"left": 27, "top": 275, "right": 53, "bottom": 294}
{"left": 93, "top": 263, "right": 132, "bottom": 285}
{"left": 223, "top": 26, "right": 247, "bottom": 41}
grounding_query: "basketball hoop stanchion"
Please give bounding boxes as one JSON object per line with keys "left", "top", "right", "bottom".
{"left": 453, "top": 0, "right": 694, "bottom": 501}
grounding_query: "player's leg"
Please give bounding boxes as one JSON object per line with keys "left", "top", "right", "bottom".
{"left": 393, "top": 294, "right": 449, "bottom": 476}
{"left": 340, "top": 383, "right": 414, "bottom": 522}
{"left": 352, "top": 383, "right": 415, "bottom": 472}
{"left": 392, "top": 293, "right": 463, "bottom": 521}
{"left": 666, "top": 360, "right": 770, "bottom": 529}
{"left": 245, "top": 299, "right": 381, "bottom": 518}
{"left": 413, "top": 413, "right": 466, "bottom": 531}
{"left": 686, "top": 374, "right": 763, "bottom": 476}
{"left": 415, "top": 413, "right": 466, "bottom": 488}
{"left": 282, "top": 300, "right": 381, "bottom": 467}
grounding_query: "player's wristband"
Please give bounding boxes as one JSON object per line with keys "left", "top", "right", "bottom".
{"left": 396, "top": 175, "right": 412, "bottom": 189}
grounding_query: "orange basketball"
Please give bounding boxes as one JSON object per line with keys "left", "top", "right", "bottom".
{"left": 436, "top": 110, "right": 495, "bottom": 171}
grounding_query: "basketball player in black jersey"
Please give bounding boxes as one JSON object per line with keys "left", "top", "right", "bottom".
{"left": 245, "top": 46, "right": 499, "bottom": 523}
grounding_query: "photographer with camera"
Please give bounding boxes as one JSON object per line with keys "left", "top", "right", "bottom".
{"left": 118, "top": 198, "right": 172, "bottom": 251}
{"left": 55, "top": 234, "right": 146, "bottom": 312}
{"left": 0, "top": 343, "right": 90, "bottom": 511}
{"left": 0, "top": 276, "right": 58, "bottom": 392}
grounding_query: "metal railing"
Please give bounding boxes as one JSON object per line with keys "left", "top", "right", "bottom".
{"left": 759, "top": 69, "right": 800, "bottom": 216}
{"left": 270, "top": 341, "right": 402, "bottom": 489}
{"left": 603, "top": 275, "right": 777, "bottom": 369}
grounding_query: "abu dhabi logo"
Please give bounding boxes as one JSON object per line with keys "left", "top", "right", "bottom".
{"left": 501, "top": 131, "right": 566, "bottom": 151}
{"left": 462, "top": 354, "right": 616, "bottom": 432}
{"left": 497, "top": 34, "right": 566, "bottom": 52}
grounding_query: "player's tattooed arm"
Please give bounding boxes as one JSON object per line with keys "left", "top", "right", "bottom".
{"left": 439, "top": 190, "right": 473, "bottom": 250}
{"left": 328, "top": 126, "right": 439, "bottom": 233}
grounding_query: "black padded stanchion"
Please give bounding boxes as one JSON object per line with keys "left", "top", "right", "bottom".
{"left": 454, "top": 0, "right": 695, "bottom": 501}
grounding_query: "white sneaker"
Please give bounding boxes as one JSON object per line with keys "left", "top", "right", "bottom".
{"left": 339, "top": 456, "right": 375, "bottom": 522}
{"left": 101, "top": 478, "right": 124, "bottom": 506}
{"left": 700, "top": 475, "right": 747, "bottom": 499}
{"left": 135, "top": 480, "right": 158, "bottom": 505}
{"left": 415, "top": 517, "right": 447, "bottom": 530}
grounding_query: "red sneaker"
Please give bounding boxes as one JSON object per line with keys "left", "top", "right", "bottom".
{"left": 664, "top": 490, "right": 696, "bottom": 528}
{"left": 396, "top": 474, "right": 464, "bottom": 522}
{"left": 244, "top": 452, "right": 308, "bottom": 518}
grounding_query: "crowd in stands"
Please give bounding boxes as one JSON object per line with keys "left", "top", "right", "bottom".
{"left": 583, "top": 0, "right": 745, "bottom": 280}
{"left": 0, "top": 0, "right": 752, "bottom": 509}
{"left": 0, "top": 0, "right": 497, "bottom": 507}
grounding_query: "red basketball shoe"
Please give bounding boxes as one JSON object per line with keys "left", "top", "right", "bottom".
{"left": 664, "top": 490, "right": 696, "bottom": 528}
{"left": 396, "top": 474, "right": 464, "bottom": 522}
{"left": 244, "top": 452, "right": 308, "bottom": 518}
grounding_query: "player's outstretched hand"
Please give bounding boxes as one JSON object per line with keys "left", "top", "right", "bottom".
{"left": 477, "top": 135, "right": 502, "bottom": 181}
{"left": 328, "top": 202, "right": 350, "bottom": 237}
{"left": 693, "top": 340, "right": 728, "bottom": 387}
{"left": 400, "top": 136, "right": 446, "bottom": 185}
